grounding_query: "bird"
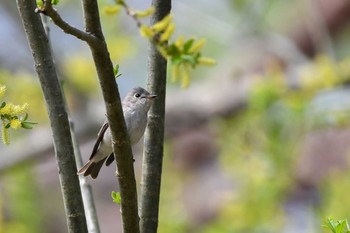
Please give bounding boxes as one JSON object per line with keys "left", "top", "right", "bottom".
{"left": 78, "top": 87, "right": 157, "bottom": 179}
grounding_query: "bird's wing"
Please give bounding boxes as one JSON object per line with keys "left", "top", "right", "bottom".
{"left": 89, "top": 120, "right": 109, "bottom": 160}
{"left": 105, "top": 153, "right": 115, "bottom": 166}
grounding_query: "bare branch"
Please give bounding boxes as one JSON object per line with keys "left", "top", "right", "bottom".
{"left": 37, "top": 0, "right": 97, "bottom": 45}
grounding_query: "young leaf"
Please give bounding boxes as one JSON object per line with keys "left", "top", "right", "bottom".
{"left": 111, "top": 191, "right": 121, "bottom": 204}
{"left": 134, "top": 6, "right": 155, "bottom": 18}
{"left": 113, "top": 64, "right": 119, "bottom": 75}
{"left": 22, "top": 113, "right": 28, "bottom": 121}
{"left": 36, "top": 0, "right": 43, "bottom": 8}
{"left": 51, "top": 0, "right": 59, "bottom": 5}
{"left": 21, "top": 121, "right": 38, "bottom": 130}
{"left": 103, "top": 5, "right": 121, "bottom": 15}
{"left": 113, "top": 64, "right": 122, "bottom": 79}
{"left": 183, "top": 39, "right": 195, "bottom": 53}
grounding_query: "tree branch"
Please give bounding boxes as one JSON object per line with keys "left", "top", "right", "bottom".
{"left": 16, "top": 0, "right": 88, "bottom": 232}
{"left": 81, "top": 0, "right": 104, "bottom": 38}
{"left": 41, "top": 12, "right": 101, "bottom": 232}
{"left": 79, "top": 0, "right": 141, "bottom": 232}
{"left": 88, "top": 44, "right": 140, "bottom": 233}
{"left": 140, "top": 0, "right": 171, "bottom": 232}
{"left": 37, "top": 0, "right": 97, "bottom": 45}
{"left": 38, "top": 0, "right": 141, "bottom": 230}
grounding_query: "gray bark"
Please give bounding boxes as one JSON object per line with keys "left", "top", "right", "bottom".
{"left": 16, "top": 0, "right": 88, "bottom": 232}
{"left": 70, "top": 119, "right": 101, "bottom": 233}
{"left": 80, "top": 1, "right": 140, "bottom": 232}
{"left": 139, "top": 1, "right": 171, "bottom": 232}
{"left": 35, "top": 0, "right": 141, "bottom": 231}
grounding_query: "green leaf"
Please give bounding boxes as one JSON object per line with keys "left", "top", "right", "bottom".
{"left": 21, "top": 121, "right": 38, "bottom": 130}
{"left": 180, "top": 54, "right": 197, "bottom": 65}
{"left": 36, "top": 0, "right": 43, "bottom": 8}
{"left": 167, "top": 44, "right": 181, "bottom": 57}
{"left": 22, "top": 113, "right": 28, "bottom": 121}
{"left": 51, "top": 0, "right": 59, "bottom": 5}
{"left": 183, "top": 39, "right": 194, "bottom": 53}
{"left": 111, "top": 191, "right": 121, "bottom": 204}
{"left": 113, "top": 64, "right": 122, "bottom": 79}
{"left": 323, "top": 217, "right": 350, "bottom": 233}
{"left": 323, "top": 217, "right": 336, "bottom": 232}
{"left": 113, "top": 64, "right": 119, "bottom": 75}
{"left": 5, "top": 123, "right": 10, "bottom": 129}
{"left": 0, "top": 102, "right": 5, "bottom": 108}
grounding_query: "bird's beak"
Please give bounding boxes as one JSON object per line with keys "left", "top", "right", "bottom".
{"left": 146, "top": 94, "right": 157, "bottom": 100}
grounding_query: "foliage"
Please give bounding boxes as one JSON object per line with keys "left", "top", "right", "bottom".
{"left": 320, "top": 168, "right": 350, "bottom": 232}
{"left": 0, "top": 84, "right": 36, "bottom": 145}
{"left": 36, "top": 0, "right": 59, "bottom": 9}
{"left": 103, "top": 0, "right": 216, "bottom": 88}
{"left": 323, "top": 217, "right": 350, "bottom": 233}
{"left": 0, "top": 71, "right": 46, "bottom": 122}
{"left": 113, "top": 64, "right": 122, "bottom": 79}
{"left": 111, "top": 191, "right": 121, "bottom": 204}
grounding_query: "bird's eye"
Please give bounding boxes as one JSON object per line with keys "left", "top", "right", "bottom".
{"left": 134, "top": 93, "right": 141, "bottom": 98}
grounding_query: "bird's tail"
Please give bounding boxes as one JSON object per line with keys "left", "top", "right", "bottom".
{"left": 77, "top": 160, "right": 93, "bottom": 175}
{"left": 77, "top": 158, "right": 107, "bottom": 179}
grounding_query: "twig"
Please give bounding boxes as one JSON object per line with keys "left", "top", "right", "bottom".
{"left": 71, "top": 119, "right": 101, "bottom": 233}
{"left": 36, "top": 0, "right": 97, "bottom": 45}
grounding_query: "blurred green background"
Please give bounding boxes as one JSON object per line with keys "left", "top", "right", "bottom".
{"left": 1, "top": 0, "right": 350, "bottom": 232}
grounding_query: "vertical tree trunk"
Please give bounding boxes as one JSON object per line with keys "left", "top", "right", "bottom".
{"left": 139, "top": 1, "right": 171, "bottom": 232}
{"left": 16, "top": 0, "right": 88, "bottom": 232}
{"left": 71, "top": 120, "right": 101, "bottom": 233}
{"left": 80, "top": 2, "right": 140, "bottom": 231}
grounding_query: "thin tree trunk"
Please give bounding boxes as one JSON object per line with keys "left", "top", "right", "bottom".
{"left": 23, "top": 0, "right": 140, "bottom": 231}
{"left": 70, "top": 120, "right": 101, "bottom": 233}
{"left": 139, "top": 1, "right": 171, "bottom": 232}
{"left": 41, "top": 14, "right": 101, "bottom": 233}
{"left": 16, "top": 0, "right": 88, "bottom": 232}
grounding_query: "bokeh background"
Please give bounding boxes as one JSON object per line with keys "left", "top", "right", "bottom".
{"left": 1, "top": 0, "right": 350, "bottom": 232}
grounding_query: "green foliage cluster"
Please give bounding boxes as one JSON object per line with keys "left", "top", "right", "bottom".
{"left": 103, "top": 0, "right": 216, "bottom": 88}
{"left": 320, "top": 167, "right": 350, "bottom": 232}
{"left": 0, "top": 82, "right": 37, "bottom": 144}
{"left": 323, "top": 217, "right": 350, "bottom": 233}
{"left": 0, "top": 70, "right": 46, "bottom": 123}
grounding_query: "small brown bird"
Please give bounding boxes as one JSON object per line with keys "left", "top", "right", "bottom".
{"left": 78, "top": 87, "right": 156, "bottom": 179}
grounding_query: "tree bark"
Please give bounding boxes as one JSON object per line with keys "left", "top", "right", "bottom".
{"left": 16, "top": 0, "right": 88, "bottom": 232}
{"left": 70, "top": 120, "right": 101, "bottom": 233}
{"left": 80, "top": 1, "right": 140, "bottom": 232}
{"left": 37, "top": 0, "right": 140, "bottom": 231}
{"left": 139, "top": 1, "right": 171, "bottom": 233}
